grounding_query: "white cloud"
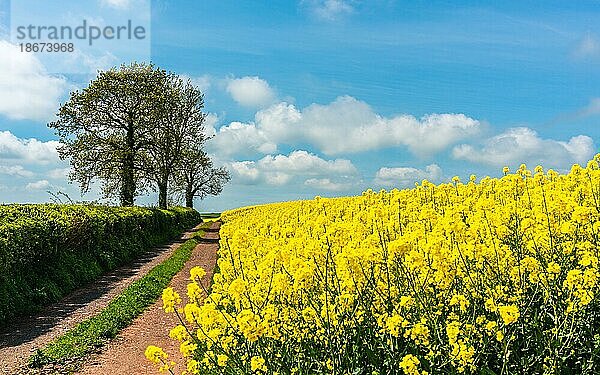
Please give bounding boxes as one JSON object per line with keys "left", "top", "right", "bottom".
{"left": 229, "top": 150, "right": 357, "bottom": 188}
{"left": 0, "top": 131, "right": 74, "bottom": 201}
{"left": 61, "top": 49, "right": 119, "bottom": 75}
{"left": 305, "top": 178, "right": 352, "bottom": 191}
{"left": 0, "top": 165, "right": 34, "bottom": 178}
{"left": 26, "top": 179, "right": 50, "bottom": 191}
{"left": 208, "top": 96, "right": 481, "bottom": 158}
{"left": 295, "top": 96, "right": 481, "bottom": 155}
{"left": 229, "top": 161, "right": 261, "bottom": 184}
{"left": 226, "top": 76, "right": 276, "bottom": 108}
{"left": 573, "top": 35, "right": 600, "bottom": 59}
{"left": 48, "top": 167, "right": 71, "bottom": 179}
{"left": 374, "top": 164, "right": 443, "bottom": 188}
{"left": 0, "top": 131, "right": 61, "bottom": 164}
{"left": 305, "top": 0, "right": 354, "bottom": 21}
{"left": 100, "top": 0, "right": 132, "bottom": 9}
{"left": 560, "top": 135, "right": 595, "bottom": 163}
{"left": 206, "top": 103, "right": 298, "bottom": 157}
{"left": 258, "top": 149, "right": 356, "bottom": 174}
{"left": 181, "top": 74, "right": 212, "bottom": 93}
{"left": 0, "top": 41, "right": 68, "bottom": 121}
{"left": 203, "top": 113, "right": 219, "bottom": 137}
{"left": 452, "top": 127, "right": 595, "bottom": 169}
{"left": 207, "top": 121, "right": 277, "bottom": 157}
{"left": 265, "top": 172, "right": 293, "bottom": 186}
{"left": 191, "top": 75, "right": 212, "bottom": 93}
{"left": 254, "top": 102, "right": 303, "bottom": 142}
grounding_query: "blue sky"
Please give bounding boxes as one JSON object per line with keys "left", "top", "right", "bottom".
{"left": 0, "top": 0, "right": 599, "bottom": 211}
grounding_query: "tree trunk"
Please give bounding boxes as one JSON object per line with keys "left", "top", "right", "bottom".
{"left": 158, "top": 181, "right": 168, "bottom": 209}
{"left": 120, "top": 124, "right": 136, "bottom": 206}
{"left": 185, "top": 184, "right": 194, "bottom": 208}
{"left": 120, "top": 157, "right": 135, "bottom": 206}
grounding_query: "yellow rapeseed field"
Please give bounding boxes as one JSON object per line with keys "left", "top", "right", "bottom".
{"left": 149, "top": 156, "right": 600, "bottom": 374}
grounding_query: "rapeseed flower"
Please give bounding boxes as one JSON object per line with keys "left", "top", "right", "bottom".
{"left": 148, "top": 155, "right": 600, "bottom": 374}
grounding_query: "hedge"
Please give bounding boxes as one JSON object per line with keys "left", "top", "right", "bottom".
{"left": 0, "top": 204, "right": 202, "bottom": 326}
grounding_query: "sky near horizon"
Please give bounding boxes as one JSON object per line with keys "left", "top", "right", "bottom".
{"left": 0, "top": 0, "right": 599, "bottom": 211}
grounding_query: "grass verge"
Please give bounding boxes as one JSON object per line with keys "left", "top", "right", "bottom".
{"left": 200, "top": 212, "right": 221, "bottom": 220}
{"left": 28, "top": 221, "right": 214, "bottom": 369}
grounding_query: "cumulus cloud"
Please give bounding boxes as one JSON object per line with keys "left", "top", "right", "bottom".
{"left": 0, "top": 165, "right": 34, "bottom": 178}
{"left": 259, "top": 150, "right": 356, "bottom": 174}
{"left": 229, "top": 161, "right": 261, "bottom": 184}
{"left": 26, "top": 179, "right": 50, "bottom": 191}
{"left": 47, "top": 167, "right": 71, "bottom": 179}
{"left": 452, "top": 127, "right": 595, "bottom": 170}
{"left": 202, "top": 113, "right": 219, "bottom": 137}
{"left": 191, "top": 75, "right": 212, "bottom": 93}
{"left": 229, "top": 150, "right": 357, "bottom": 189}
{"left": 254, "top": 102, "right": 303, "bottom": 142}
{"left": 226, "top": 76, "right": 276, "bottom": 108}
{"left": 0, "top": 131, "right": 76, "bottom": 202}
{"left": 304, "top": 0, "right": 354, "bottom": 21}
{"left": 207, "top": 121, "right": 277, "bottom": 157}
{"left": 304, "top": 178, "right": 352, "bottom": 191}
{"left": 295, "top": 96, "right": 481, "bottom": 155}
{"left": 0, "top": 41, "right": 68, "bottom": 121}
{"left": 208, "top": 96, "right": 481, "bottom": 157}
{"left": 0, "top": 131, "right": 61, "bottom": 164}
{"left": 374, "top": 164, "right": 443, "bottom": 188}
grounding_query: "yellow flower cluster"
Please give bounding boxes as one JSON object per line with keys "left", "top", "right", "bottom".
{"left": 150, "top": 156, "right": 600, "bottom": 374}
{"left": 162, "top": 287, "right": 181, "bottom": 313}
{"left": 145, "top": 345, "right": 174, "bottom": 373}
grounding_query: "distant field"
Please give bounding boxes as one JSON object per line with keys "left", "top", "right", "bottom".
{"left": 200, "top": 212, "right": 221, "bottom": 219}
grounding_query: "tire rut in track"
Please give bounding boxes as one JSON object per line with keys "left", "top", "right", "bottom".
{"left": 78, "top": 221, "right": 221, "bottom": 375}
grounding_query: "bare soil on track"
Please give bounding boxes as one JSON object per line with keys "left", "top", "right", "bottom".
{"left": 78, "top": 221, "right": 220, "bottom": 374}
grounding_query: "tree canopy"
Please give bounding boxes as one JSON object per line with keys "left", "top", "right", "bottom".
{"left": 174, "top": 146, "right": 230, "bottom": 208}
{"left": 50, "top": 62, "right": 229, "bottom": 209}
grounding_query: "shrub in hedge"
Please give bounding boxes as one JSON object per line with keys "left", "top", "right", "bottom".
{"left": 0, "top": 204, "right": 201, "bottom": 326}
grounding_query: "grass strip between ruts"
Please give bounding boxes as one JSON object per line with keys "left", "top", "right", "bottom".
{"left": 28, "top": 221, "right": 214, "bottom": 368}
